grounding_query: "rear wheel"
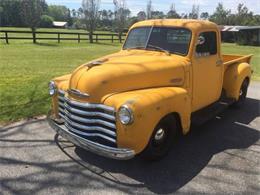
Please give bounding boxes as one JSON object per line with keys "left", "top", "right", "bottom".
{"left": 141, "top": 115, "right": 180, "bottom": 161}
{"left": 232, "top": 79, "right": 249, "bottom": 108}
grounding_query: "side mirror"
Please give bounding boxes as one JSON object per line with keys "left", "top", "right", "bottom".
{"left": 197, "top": 36, "right": 205, "bottom": 45}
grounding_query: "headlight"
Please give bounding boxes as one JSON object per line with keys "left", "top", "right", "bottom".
{"left": 48, "top": 81, "right": 57, "bottom": 96}
{"left": 118, "top": 105, "right": 134, "bottom": 125}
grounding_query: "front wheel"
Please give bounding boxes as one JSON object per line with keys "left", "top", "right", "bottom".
{"left": 232, "top": 79, "right": 249, "bottom": 108}
{"left": 141, "top": 115, "right": 179, "bottom": 161}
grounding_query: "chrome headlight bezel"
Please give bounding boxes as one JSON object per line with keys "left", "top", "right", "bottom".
{"left": 118, "top": 105, "right": 134, "bottom": 125}
{"left": 48, "top": 81, "right": 57, "bottom": 96}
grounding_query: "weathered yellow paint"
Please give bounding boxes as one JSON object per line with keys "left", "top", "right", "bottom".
{"left": 191, "top": 27, "right": 223, "bottom": 111}
{"left": 50, "top": 19, "right": 253, "bottom": 155}
{"left": 68, "top": 50, "right": 189, "bottom": 103}
{"left": 223, "top": 62, "right": 252, "bottom": 100}
{"left": 51, "top": 74, "right": 71, "bottom": 118}
{"left": 103, "top": 87, "right": 191, "bottom": 153}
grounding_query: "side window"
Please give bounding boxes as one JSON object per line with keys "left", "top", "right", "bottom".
{"left": 196, "top": 31, "right": 217, "bottom": 57}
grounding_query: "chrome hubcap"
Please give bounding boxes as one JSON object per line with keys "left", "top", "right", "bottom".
{"left": 155, "top": 128, "right": 165, "bottom": 141}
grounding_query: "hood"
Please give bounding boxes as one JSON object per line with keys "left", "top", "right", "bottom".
{"left": 68, "top": 50, "right": 190, "bottom": 103}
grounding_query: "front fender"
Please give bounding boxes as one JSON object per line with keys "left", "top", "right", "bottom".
{"left": 223, "top": 63, "right": 251, "bottom": 100}
{"left": 103, "top": 87, "right": 191, "bottom": 154}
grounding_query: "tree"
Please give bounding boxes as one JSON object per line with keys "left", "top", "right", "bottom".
{"left": 67, "top": 9, "right": 73, "bottom": 26}
{"left": 200, "top": 12, "right": 209, "bottom": 20}
{"left": 235, "top": 4, "right": 254, "bottom": 25}
{"left": 47, "top": 5, "right": 70, "bottom": 22}
{"left": 107, "top": 10, "right": 113, "bottom": 20}
{"left": 82, "top": 0, "right": 100, "bottom": 43}
{"left": 189, "top": 4, "right": 199, "bottom": 19}
{"left": 146, "top": 0, "right": 152, "bottom": 19}
{"left": 40, "top": 15, "right": 53, "bottom": 28}
{"left": 21, "top": 0, "right": 45, "bottom": 43}
{"left": 0, "top": 0, "right": 24, "bottom": 27}
{"left": 252, "top": 15, "right": 260, "bottom": 25}
{"left": 137, "top": 11, "right": 146, "bottom": 21}
{"left": 113, "top": 0, "right": 129, "bottom": 41}
{"left": 151, "top": 11, "right": 164, "bottom": 19}
{"left": 209, "top": 3, "right": 231, "bottom": 25}
{"left": 167, "top": 3, "right": 180, "bottom": 19}
{"left": 71, "top": 9, "right": 77, "bottom": 18}
{"left": 181, "top": 13, "right": 188, "bottom": 19}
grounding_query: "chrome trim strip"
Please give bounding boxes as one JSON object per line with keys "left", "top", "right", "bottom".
{"left": 59, "top": 112, "right": 65, "bottom": 119}
{"left": 64, "top": 110, "right": 116, "bottom": 129}
{"left": 58, "top": 90, "right": 65, "bottom": 95}
{"left": 64, "top": 116, "right": 116, "bottom": 137}
{"left": 68, "top": 89, "right": 90, "bottom": 98}
{"left": 58, "top": 107, "right": 65, "bottom": 113}
{"left": 58, "top": 102, "right": 65, "bottom": 108}
{"left": 58, "top": 96, "right": 65, "bottom": 102}
{"left": 58, "top": 90, "right": 115, "bottom": 113}
{"left": 64, "top": 96, "right": 115, "bottom": 113}
{"left": 64, "top": 123, "right": 116, "bottom": 143}
{"left": 48, "top": 113, "right": 135, "bottom": 160}
{"left": 64, "top": 103, "right": 116, "bottom": 121}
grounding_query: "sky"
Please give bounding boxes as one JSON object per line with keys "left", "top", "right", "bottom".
{"left": 46, "top": 0, "right": 260, "bottom": 16}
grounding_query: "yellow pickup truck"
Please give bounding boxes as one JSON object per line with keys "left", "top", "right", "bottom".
{"left": 48, "top": 19, "right": 253, "bottom": 160}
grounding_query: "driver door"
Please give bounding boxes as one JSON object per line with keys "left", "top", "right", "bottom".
{"left": 191, "top": 30, "right": 223, "bottom": 112}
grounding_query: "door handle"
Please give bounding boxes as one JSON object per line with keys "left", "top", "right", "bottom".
{"left": 216, "top": 60, "right": 223, "bottom": 66}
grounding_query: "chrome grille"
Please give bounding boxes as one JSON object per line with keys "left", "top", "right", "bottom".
{"left": 58, "top": 90, "right": 117, "bottom": 147}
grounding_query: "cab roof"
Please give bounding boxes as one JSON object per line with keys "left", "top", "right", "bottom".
{"left": 130, "top": 19, "right": 218, "bottom": 32}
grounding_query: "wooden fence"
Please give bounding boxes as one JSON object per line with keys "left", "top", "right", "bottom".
{"left": 0, "top": 30, "right": 126, "bottom": 44}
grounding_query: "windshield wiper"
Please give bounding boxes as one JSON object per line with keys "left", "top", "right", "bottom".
{"left": 147, "top": 44, "right": 171, "bottom": 56}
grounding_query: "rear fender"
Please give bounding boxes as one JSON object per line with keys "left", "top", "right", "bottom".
{"left": 103, "top": 87, "right": 191, "bottom": 154}
{"left": 223, "top": 63, "right": 251, "bottom": 100}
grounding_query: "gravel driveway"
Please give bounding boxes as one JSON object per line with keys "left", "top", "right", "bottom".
{"left": 1, "top": 82, "right": 259, "bottom": 195}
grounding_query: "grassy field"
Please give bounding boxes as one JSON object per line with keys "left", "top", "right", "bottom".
{"left": 0, "top": 41, "right": 121, "bottom": 123}
{"left": 0, "top": 39, "right": 259, "bottom": 124}
{"left": 222, "top": 43, "right": 260, "bottom": 80}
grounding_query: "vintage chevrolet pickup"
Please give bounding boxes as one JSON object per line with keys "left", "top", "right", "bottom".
{"left": 48, "top": 19, "right": 253, "bottom": 160}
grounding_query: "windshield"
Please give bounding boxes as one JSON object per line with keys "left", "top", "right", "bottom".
{"left": 123, "top": 27, "right": 192, "bottom": 56}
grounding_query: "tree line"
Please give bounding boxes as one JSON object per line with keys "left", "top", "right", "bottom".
{"left": 1, "top": 0, "right": 259, "bottom": 43}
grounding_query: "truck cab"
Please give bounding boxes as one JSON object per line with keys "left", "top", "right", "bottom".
{"left": 48, "top": 19, "right": 252, "bottom": 160}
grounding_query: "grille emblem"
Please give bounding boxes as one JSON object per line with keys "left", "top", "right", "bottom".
{"left": 68, "top": 89, "right": 90, "bottom": 98}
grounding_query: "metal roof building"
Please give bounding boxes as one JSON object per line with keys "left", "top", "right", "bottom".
{"left": 220, "top": 25, "right": 260, "bottom": 46}
{"left": 53, "top": 21, "right": 68, "bottom": 28}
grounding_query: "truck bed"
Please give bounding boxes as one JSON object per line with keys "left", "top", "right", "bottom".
{"left": 222, "top": 54, "right": 253, "bottom": 70}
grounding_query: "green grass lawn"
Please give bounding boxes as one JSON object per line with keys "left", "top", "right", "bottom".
{"left": 222, "top": 43, "right": 260, "bottom": 80}
{"left": 0, "top": 41, "right": 121, "bottom": 123}
{"left": 0, "top": 40, "right": 259, "bottom": 124}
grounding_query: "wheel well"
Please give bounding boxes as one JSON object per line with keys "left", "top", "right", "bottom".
{"left": 160, "top": 112, "right": 183, "bottom": 136}
{"left": 244, "top": 77, "right": 250, "bottom": 85}
{"left": 222, "top": 76, "right": 250, "bottom": 99}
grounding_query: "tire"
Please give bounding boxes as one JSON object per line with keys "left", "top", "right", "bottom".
{"left": 141, "top": 115, "right": 179, "bottom": 161}
{"left": 232, "top": 79, "right": 249, "bottom": 108}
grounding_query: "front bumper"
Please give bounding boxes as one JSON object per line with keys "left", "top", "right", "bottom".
{"left": 47, "top": 113, "right": 135, "bottom": 160}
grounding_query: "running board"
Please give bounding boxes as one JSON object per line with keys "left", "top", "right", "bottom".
{"left": 191, "top": 98, "right": 235, "bottom": 127}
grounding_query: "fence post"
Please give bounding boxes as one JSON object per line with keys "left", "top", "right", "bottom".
{"left": 78, "top": 33, "right": 80, "bottom": 43}
{"left": 58, "top": 33, "right": 60, "bottom": 43}
{"left": 96, "top": 34, "right": 98, "bottom": 42}
{"left": 112, "top": 35, "right": 114, "bottom": 43}
{"left": 5, "top": 32, "right": 9, "bottom": 44}
{"left": 119, "top": 33, "right": 122, "bottom": 43}
{"left": 32, "top": 31, "right": 36, "bottom": 44}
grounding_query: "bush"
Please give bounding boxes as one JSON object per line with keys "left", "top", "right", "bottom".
{"left": 40, "top": 15, "right": 54, "bottom": 28}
